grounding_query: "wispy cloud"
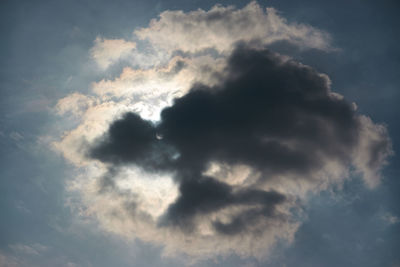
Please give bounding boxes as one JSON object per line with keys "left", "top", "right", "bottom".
{"left": 90, "top": 36, "right": 136, "bottom": 70}
{"left": 381, "top": 212, "right": 400, "bottom": 225}
{"left": 9, "top": 243, "right": 47, "bottom": 256}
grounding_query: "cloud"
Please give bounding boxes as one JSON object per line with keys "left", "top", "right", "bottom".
{"left": 9, "top": 243, "right": 47, "bottom": 256}
{"left": 90, "top": 112, "right": 159, "bottom": 165}
{"left": 90, "top": 36, "right": 136, "bottom": 70}
{"left": 83, "top": 46, "right": 391, "bottom": 259}
{"left": 0, "top": 251, "right": 19, "bottom": 267}
{"left": 352, "top": 115, "right": 392, "bottom": 188}
{"left": 90, "top": 46, "right": 391, "bottom": 187}
{"left": 1, "top": 244, "right": 78, "bottom": 267}
{"left": 381, "top": 212, "right": 400, "bottom": 225}
{"left": 55, "top": 92, "right": 96, "bottom": 117}
{"left": 135, "top": 1, "right": 333, "bottom": 54}
{"left": 52, "top": 1, "right": 392, "bottom": 263}
{"left": 9, "top": 132, "right": 24, "bottom": 142}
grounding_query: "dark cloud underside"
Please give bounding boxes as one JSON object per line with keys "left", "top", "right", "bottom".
{"left": 88, "top": 45, "right": 383, "bottom": 235}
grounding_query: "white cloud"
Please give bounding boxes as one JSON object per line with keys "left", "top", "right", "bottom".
{"left": 53, "top": 100, "right": 133, "bottom": 166}
{"left": 65, "top": 164, "right": 300, "bottom": 261}
{"left": 353, "top": 115, "right": 393, "bottom": 188}
{"left": 135, "top": 1, "right": 333, "bottom": 54}
{"left": 90, "top": 36, "right": 136, "bottom": 70}
{"left": 55, "top": 92, "right": 96, "bottom": 117}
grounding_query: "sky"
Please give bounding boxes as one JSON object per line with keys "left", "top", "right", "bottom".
{"left": 0, "top": 0, "right": 399, "bottom": 266}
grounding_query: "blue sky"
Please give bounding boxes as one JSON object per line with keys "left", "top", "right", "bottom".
{"left": 0, "top": 0, "right": 399, "bottom": 266}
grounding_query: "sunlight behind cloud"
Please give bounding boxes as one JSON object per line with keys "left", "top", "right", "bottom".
{"left": 51, "top": 1, "right": 392, "bottom": 262}
{"left": 115, "top": 167, "right": 179, "bottom": 219}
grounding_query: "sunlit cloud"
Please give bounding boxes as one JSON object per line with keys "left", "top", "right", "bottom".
{"left": 135, "top": 1, "right": 333, "bottom": 53}
{"left": 52, "top": 1, "right": 392, "bottom": 262}
{"left": 90, "top": 36, "right": 137, "bottom": 70}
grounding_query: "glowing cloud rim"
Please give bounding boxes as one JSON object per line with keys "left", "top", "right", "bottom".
{"left": 52, "top": 2, "right": 392, "bottom": 262}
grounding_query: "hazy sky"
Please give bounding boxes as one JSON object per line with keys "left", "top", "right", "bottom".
{"left": 1, "top": 1, "right": 399, "bottom": 266}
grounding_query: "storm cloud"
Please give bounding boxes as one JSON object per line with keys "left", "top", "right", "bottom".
{"left": 88, "top": 45, "right": 391, "bottom": 239}
{"left": 52, "top": 2, "right": 393, "bottom": 261}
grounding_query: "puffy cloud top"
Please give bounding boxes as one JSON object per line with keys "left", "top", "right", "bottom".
{"left": 136, "top": 2, "right": 333, "bottom": 53}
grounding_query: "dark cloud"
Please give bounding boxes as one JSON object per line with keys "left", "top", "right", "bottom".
{"left": 89, "top": 112, "right": 176, "bottom": 170}
{"left": 90, "top": 112, "right": 157, "bottom": 163}
{"left": 157, "top": 46, "right": 360, "bottom": 177}
{"left": 88, "top": 45, "right": 387, "bottom": 235}
{"left": 160, "top": 175, "right": 286, "bottom": 233}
